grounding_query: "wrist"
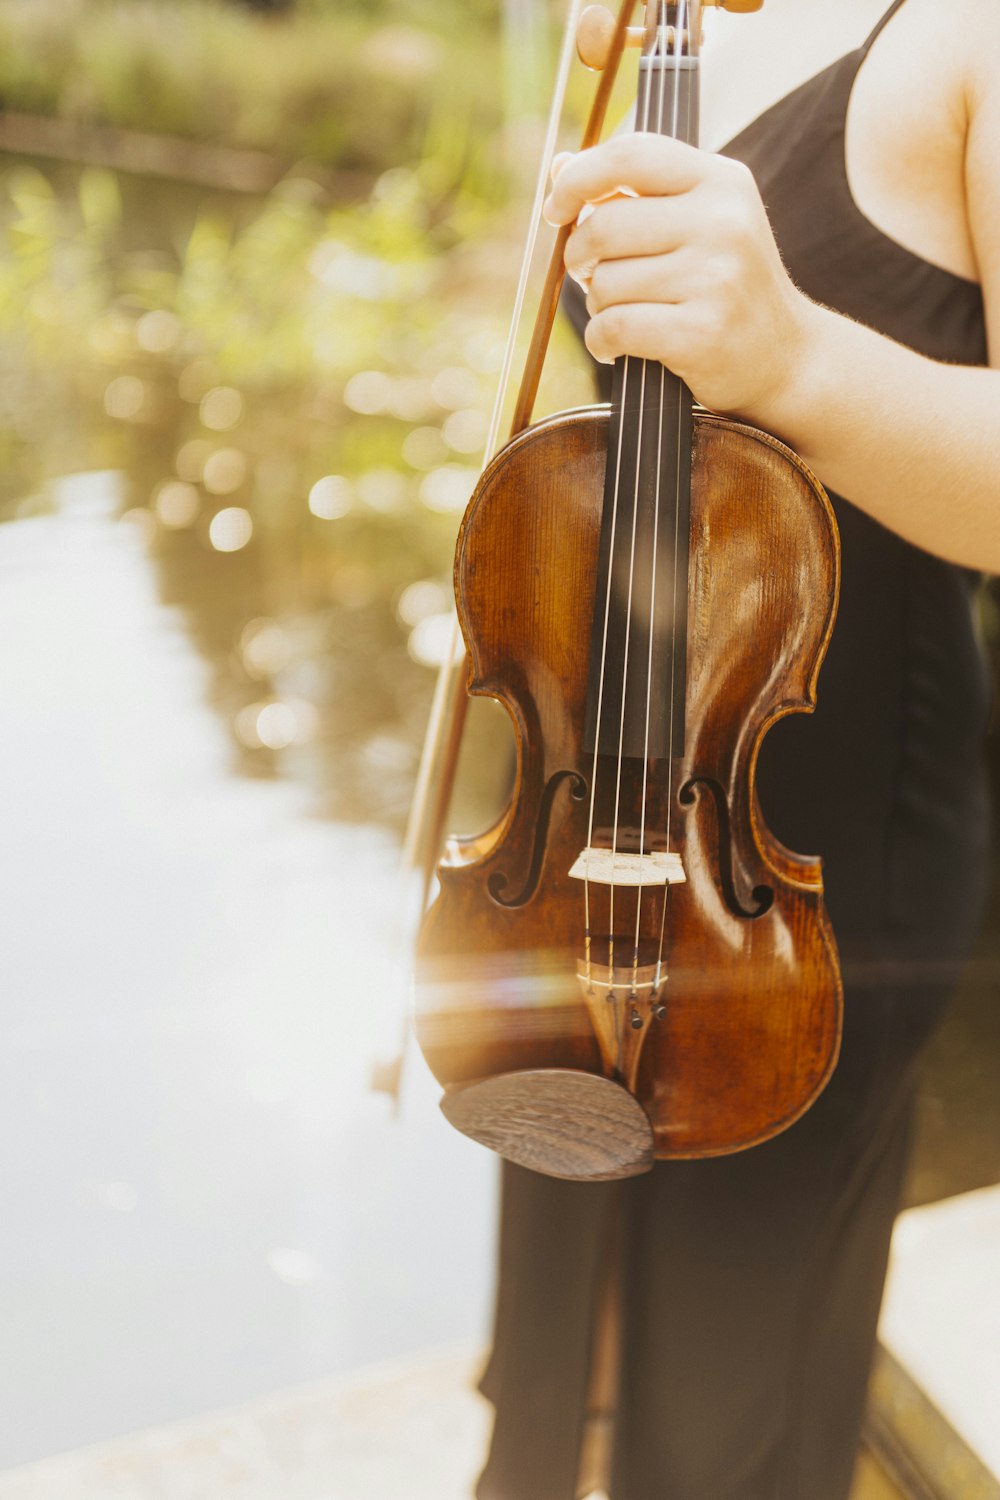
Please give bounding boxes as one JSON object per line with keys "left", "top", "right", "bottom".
{"left": 749, "top": 292, "right": 834, "bottom": 454}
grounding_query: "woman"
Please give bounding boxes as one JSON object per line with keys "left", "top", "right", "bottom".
{"left": 476, "top": 1, "right": 996, "bottom": 1496}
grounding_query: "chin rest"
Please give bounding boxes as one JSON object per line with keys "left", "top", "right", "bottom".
{"left": 440, "top": 1068, "right": 655, "bottom": 1181}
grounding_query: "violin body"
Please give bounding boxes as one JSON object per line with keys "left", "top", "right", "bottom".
{"left": 412, "top": 2, "right": 842, "bottom": 1179}
{"left": 416, "top": 405, "right": 842, "bottom": 1167}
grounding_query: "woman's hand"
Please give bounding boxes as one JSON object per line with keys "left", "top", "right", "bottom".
{"left": 543, "top": 134, "right": 815, "bottom": 426}
{"left": 539, "top": 30, "right": 1000, "bottom": 574}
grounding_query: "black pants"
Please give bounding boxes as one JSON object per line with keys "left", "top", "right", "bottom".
{"left": 476, "top": 946, "right": 954, "bottom": 1500}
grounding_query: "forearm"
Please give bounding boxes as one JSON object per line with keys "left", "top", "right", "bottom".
{"left": 749, "top": 299, "right": 1000, "bottom": 572}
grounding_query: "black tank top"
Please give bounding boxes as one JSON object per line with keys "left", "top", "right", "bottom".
{"left": 720, "top": 0, "right": 991, "bottom": 952}
{"left": 565, "top": 0, "right": 992, "bottom": 955}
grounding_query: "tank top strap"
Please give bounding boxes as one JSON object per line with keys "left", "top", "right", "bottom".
{"left": 861, "top": 0, "right": 909, "bottom": 55}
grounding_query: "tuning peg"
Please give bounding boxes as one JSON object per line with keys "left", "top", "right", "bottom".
{"left": 577, "top": 1, "right": 762, "bottom": 72}
{"left": 576, "top": 6, "right": 644, "bottom": 71}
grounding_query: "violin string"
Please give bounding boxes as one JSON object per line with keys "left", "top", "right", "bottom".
{"left": 609, "top": 349, "right": 648, "bottom": 986}
{"left": 609, "top": 3, "right": 668, "bottom": 1001}
{"left": 656, "top": 0, "right": 692, "bottom": 988}
{"left": 583, "top": 357, "right": 631, "bottom": 996}
{"left": 632, "top": 9, "right": 673, "bottom": 995}
{"left": 584, "top": 4, "right": 692, "bottom": 1009}
{"left": 583, "top": 3, "right": 666, "bottom": 1001}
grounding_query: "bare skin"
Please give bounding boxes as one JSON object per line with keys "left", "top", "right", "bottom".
{"left": 543, "top": 0, "right": 1000, "bottom": 571}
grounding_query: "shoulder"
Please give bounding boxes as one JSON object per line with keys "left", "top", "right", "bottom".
{"left": 962, "top": 0, "right": 1000, "bottom": 60}
{"left": 861, "top": 0, "right": 997, "bottom": 104}
{"left": 839, "top": 0, "right": 1000, "bottom": 289}
{"left": 962, "top": 3, "right": 1000, "bottom": 321}
{"left": 847, "top": 0, "right": 981, "bottom": 280}
{"left": 920, "top": 0, "right": 1000, "bottom": 114}
{"left": 962, "top": 0, "right": 1000, "bottom": 108}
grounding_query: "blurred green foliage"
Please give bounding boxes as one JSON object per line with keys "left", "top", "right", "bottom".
{"left": 0, "top": 148, "right": 591, "bottom": 825}
{"left": 0, "top": 0, "right": 593, "bottom": 828}
{"left": 294, "top": 0, "right": 500, "bottom": 20}
{"left": 0, "top": 0, "right": 506, "bottom": 181}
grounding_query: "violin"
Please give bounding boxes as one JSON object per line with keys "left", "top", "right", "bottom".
{"left": 412, "top": 0, "right": 842, "bottom": 1182}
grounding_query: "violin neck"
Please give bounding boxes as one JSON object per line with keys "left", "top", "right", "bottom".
{"left": 638, "top": 35, "right": 699, "bottom": 146}
{"left": 583, "top": 47, "right": 699, "bottom": 763}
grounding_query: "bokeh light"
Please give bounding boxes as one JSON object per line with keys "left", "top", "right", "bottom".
{"left": 175, "top": 439, "right": 213, "bottom": 483}
{"left": 397, "top": 578, "right": 449, "bottom": 626}
{"left": 407, "top": 611, "right": 458, "bottom": 668}
{"left": 431, "top": 365, "right": 480, "bottom": 410}
{"left": 240, "top": 618, "right": 290, "bottom": 678}
{"left": 442, "top": 407, "right": 488, "bottom": 455}
{"left": 418, "top": 464, "right": 477, "bottom": 514}
{"left": 200, "top": 386, "right": 244, "bottom": 432}
{"left": 104, "top": 375, "right": 145, "bottom": 421}
{"left": 402, "top": 426, "right": 448, "bottom": 470}
{"left": 234, "top": 698, "right": 316, "bottom": 750}
{"left": 343, "top": 370, "right": 392, "bottom": 415}
{"left": 154, "top": 481, "right": 200, "bottom": 529}
{"left": 308, "top": 475, "right": 353, "bottom": 520}
{"left": 356, "top": 468, "right": 407, "bottom": 512}
{"left": 387, "top": 376, "right": 432, "bottom": 421}
{"left": 253, "top": 701, "right": 298, "bottom": 750}
{"left": 136, "top": 309, "right": 180, "bottom": 353}
{"left": 208, "top": 507, "right": 253, "bottom": 552}
{"left": 203, "top": 448, "right": 248, "bottom": 496}
{"left": 178, "top": 359, "right": 218, "bottom": 403}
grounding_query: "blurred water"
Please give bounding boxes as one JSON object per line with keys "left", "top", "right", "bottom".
{"left": 0, "top": 473, "right": 496, "bottom": 1468}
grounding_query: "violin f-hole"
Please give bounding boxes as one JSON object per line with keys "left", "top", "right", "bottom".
{"left": 487, "top": 770, "right": 588, "bottom": 908}
{"left": 680, "top": 775, "right": 773, "bottom": 919}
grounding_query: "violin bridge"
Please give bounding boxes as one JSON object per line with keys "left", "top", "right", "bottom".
{"left": 568, "top": 848, "right": 686, "bottom": 887}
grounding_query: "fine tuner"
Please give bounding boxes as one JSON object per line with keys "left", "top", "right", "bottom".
{"left": 577, "top": 0, "right": 763, "bottom": 72}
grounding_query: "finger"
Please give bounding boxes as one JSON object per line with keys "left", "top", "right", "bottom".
{"left": 584, "top": 302, "right": 690, "bottom": 367}
{"left": 544, "top": 133, "right": 708, "bottom": 226}
{"left": 550, "top": 150, "right": 574, "bottom": 181}
{"left": 564, "top": 196, "right": 691, "bottom": 283}
{"left": 584, "top": 251, "right": 693, "bottom": 315}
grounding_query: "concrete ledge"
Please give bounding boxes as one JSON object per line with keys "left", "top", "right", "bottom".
{"left": 877, "top": 1183, "right": 1000, "bottom": 1492}
{"left": 865, "top": 1348, "right": 1000, "bottom": 1500}
{"left": 3, "top": 1181, "right": 998, "bottom": 1500}
{"left": 0, "top": 1349, "right": 491, "bottom": 1500}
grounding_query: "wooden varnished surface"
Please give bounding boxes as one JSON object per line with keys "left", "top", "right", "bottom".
{"left": 440, "top": 1069, "right": 655, "bottom": 1181}
{"left": 417, "top": 406, "right": 842, "bottom": 1159}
